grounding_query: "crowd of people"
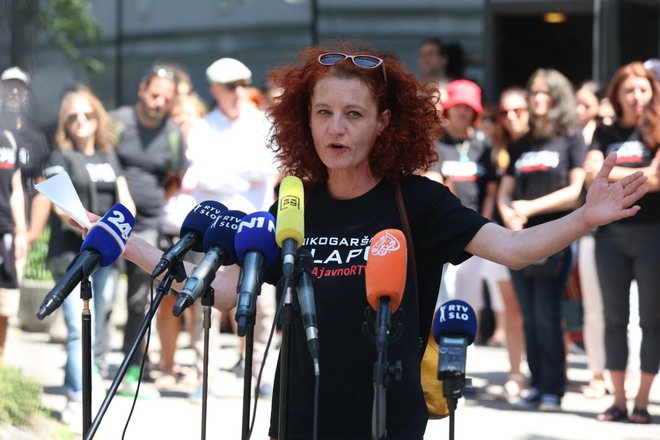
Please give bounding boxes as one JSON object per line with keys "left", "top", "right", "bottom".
{"left": 0, "top": 34, "right": 657, "bottom": 437}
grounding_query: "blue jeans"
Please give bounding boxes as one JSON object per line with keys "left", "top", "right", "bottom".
{"left": 509, "top": 246, "right": 573, "bottom": 397}
{"left": 62, "top": 265, "right": 119, "bottom": 401}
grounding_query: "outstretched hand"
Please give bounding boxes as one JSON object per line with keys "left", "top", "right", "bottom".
{"left": 583, "top": 153, "right": 648, "bottom": 228}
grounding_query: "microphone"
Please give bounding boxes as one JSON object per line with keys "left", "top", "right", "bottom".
{"left": 275, "top": 175, "right": 304, "bottom": 278}
{"left": 432, "top": 299, "right": 477, "bottom": 383}
{"left": 151, "top": 200, "right": 227, "bottom": 278}
{"left": 296, "top": 248, "right": 320, "bottom": 364}
{"left": 173, "top": 210, "right": 246, "bottom": 317}
{"left": 365, "top": 229, "right": 407, "bottom": 359}
{"left": 234, "top": 211, "right": 279, "bottom": 337}
{"left": 37, "top": 203, "right": 135, "bottom": 319}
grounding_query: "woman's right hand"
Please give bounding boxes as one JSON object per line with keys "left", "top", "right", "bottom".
{"left": 67, "top": 211, "right": 101, "bottom": 239}
{"left": 500, "top": 204, "right": 527, "bottom": 231}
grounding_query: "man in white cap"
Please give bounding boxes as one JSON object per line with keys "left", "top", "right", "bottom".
{"left": 184, "top": 57, "right": 279, "bottom": 398}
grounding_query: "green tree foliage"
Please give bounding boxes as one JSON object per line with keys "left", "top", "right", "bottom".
{"left": 1, "top": 0, "right": 103, "bottom": 72}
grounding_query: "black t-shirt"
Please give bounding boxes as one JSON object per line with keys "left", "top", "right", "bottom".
{"left": 265, "top": 175, "right": 489, "bottom": 440}
{"left": 506, "top": 131, "right": 586, "bottom": 228}
{"left": 44, "top": 149, "right": 123, "bottom": 270}
{"left": 590, "top": 122, "right": 660, "bottom": 224}
{"left": 112, "top": 106, "right": 185, "bottom": 231}
{"left": 433, "top": 130, "right": 495, "bottom": 212}
{"left": 0, "top": 120, "right": 50, "bottom": 220}
{"left": 0, "top": 131, "right": 19, "bottom": 233}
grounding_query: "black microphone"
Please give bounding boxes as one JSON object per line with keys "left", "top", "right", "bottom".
{"left": 151, "top": 201, "right": 227, "bottom": 278}
{"left": 234, "top": 212, "right": 279, "bottom": 337}
{"left": 173, "top": 210, "right": 245, "bottom": 317}
{"left": 296, "top": 248, "right": 320, "bottom": 366}
{"left": 38, "top": 203, "right": 135, "bottom": 319}
{"left": 432, "top": 299, "right": 477, "bottom": 400}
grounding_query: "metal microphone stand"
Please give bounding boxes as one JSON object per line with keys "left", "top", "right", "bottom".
{"left": 277, "top": 275, "right": 296, "bottom": 440}
{"left": 200, "top": 284, "right": 215, "bottom": 440}
{"left": 84, "top": 262, "right": 186, "bottom": 440}
{"left": 80, "top": 276, "right": 93, "bottom": 437}
{"left": 442, "top": 372, "right": 471, "bottom": 440}
{"left": 362, "top": 304, "right": 403, "bottom": 440}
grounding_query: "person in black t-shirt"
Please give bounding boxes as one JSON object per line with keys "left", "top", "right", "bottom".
{"left": 498, "top": 68, "right": 586, "bottom": 412}
{"left": 79, "top": 44, "right": 647, "bottom": 439}
{"left": 585, "top": 62, "right": 660, "bottom": 425}
{"left": 35, "top": 88, "right": 136, "bottom": 429}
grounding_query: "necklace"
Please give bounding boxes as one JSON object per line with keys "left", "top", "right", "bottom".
{"left": 456, "top": 140, "right": 470, "bottom": 162}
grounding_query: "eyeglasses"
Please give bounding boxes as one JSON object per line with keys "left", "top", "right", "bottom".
{"left": 498, "top": 107, "right": 528, "bottom": 118}
{"left": 66, "top": 112, "right": 96, "bottom": 124}
{"left": 317, "top": 52, "right": 387, "bottom": 82}
{"left": 221, "top": 80, "right": 250, "bottom": 91}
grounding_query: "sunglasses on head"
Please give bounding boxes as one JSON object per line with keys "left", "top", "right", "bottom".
{"left": 66, "top": 112, "right": 96, "bottom": 124}
{"left": 150, "top": 65, "right": 177, "bottom": 81}
{"left": 317, "top": 52, "right": 387, "bottom": 82}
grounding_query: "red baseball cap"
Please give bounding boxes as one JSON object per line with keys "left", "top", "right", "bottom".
{"left": 443, "top": 79, "right": 482, "bottom": 114}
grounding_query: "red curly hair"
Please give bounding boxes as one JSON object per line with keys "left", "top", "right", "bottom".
{"left": 267, "top": 42, "right": 441, "bottom": 184}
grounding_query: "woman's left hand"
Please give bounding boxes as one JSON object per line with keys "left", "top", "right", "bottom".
{"left": 67, "top": 211, "right": 101, "bottom": 239}
{"left": 583, "top": 152, "right": 648, "bottom": 227}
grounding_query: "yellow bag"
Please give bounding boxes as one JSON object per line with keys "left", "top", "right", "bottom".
{"left": 420, "top": 334, "right": 449, "bottom": 418}
{"left": 395, "top": 184, "right": 449, "bottom": 419}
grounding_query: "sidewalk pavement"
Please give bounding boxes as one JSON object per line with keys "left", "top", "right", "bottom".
{"left": 4, "top": 313, "right": 659, "bottom": 439}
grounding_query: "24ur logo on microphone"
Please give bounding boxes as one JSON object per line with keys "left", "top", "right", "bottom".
{"left": 370, "top": 231, "right": 400, "bottom": 257}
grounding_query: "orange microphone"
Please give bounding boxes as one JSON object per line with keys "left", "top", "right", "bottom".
{"left": 365, "top": 229, "right": 407, "bottom": 313}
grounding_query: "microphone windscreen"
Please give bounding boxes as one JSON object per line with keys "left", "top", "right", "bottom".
{"left": 80, "top": 203, "right": 135, "bottom": 267}
{"left": 275, "top": 175, "right": 304, "bottom": 248}
{"left": 180, "top": 201, "right": 228, "bottom": 252}
{"left": 202, "top": 210, "right": 246, "bottom": 266}
{"left": 432, "top": 299, "right": 477, "bottom": 345}
{"left": 235, "top": 211, "right": 279, "bottom": 266}
{"left": 365, "top": 229, "right": 407, "bottom": 312}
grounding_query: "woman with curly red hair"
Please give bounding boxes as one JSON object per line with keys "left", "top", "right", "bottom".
{"left": 104, "top": 43, "right": 647, "bottom": 438}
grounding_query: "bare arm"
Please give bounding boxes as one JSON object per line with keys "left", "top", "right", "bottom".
{"left": 497, "top": 174, "right": 526, "bottom": 231}
{"left": 27, "top": 192, "right": 52, "bottom": 245}
{"left": 471, "top": 153, "right": 647, "bottom": 269}
{"left": 10, "top": 170, "right": 27, "bottom": 260}
{"left": 116, "top": 176, "right": 137, "bottom": 217}
{"left": 480, "top": 180, "right": 497, "bottom": 220}
{"left": 121, "top": 226, "right": 240, "bottom": 312}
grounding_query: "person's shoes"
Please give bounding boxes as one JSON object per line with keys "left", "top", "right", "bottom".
{"left": 514, "top": 387, "right": 540, "bottom": 408}
{"left": 256, "top": 382, "right": 273, "bottom": 398}
{"left": 582, "top": 378, "right": 609, "bottom": 399}
{"left": 502, "top": 373, "right": 524, "bottom": 402}
{"left": 538, "top": 394, "right": 562, "bottom": 412}
{"left": 222, "top": 356, "right": 245, "bottom": 378}
{"left": 597, "top": 405, "right": 628, "bottom": 422}
{"left": 188, "top": 385, "right": 214, "bottom": 404}
{"left": 628, "top": 407, "right": 652, "bottom": 424}
{"left": 61, "top": 400, "right": 83, "bottom": 434}
{"left": 119, "top": 366, "right": 161, "bottom": 399}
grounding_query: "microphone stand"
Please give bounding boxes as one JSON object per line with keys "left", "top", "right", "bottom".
{"left": 370, "top": 299, "right": 402, "bottom": 440}
{"left": 80, "top": 276, "right": 93, "bottom": 437}
{"left": 277, "top": 276, "right": 296, "bottom": 440}
{"left": 84, "top": 262, "right": 186, "bottom": 440}
{"left": 442, "top": 372, "right": 470, "bottom": 440}
{"left": 200, "top": 285, "right": 215, "bottom": 440}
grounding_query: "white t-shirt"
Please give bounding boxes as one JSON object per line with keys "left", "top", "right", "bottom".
{"left": 183, "top": 106, "right": 278, "bottom": 213}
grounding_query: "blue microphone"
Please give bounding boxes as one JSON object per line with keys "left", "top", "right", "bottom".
{"left": 234, "top": 212, "right": 278, "bottom": 337}
{"left": 37, "top": 203, "right": 135, "bottom": 319}
{"left": 173, "top": 210, "right": 246, "bottom": 316}
{"left": 432, "top": 299, "right": 477, "bottom": 382}
{"left": 151, "top": 201, "right": 227, "bottom": 277}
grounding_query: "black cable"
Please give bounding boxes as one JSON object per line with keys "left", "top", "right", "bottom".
{"left": 120, "top": 278, "right": 156, "bottom": 439}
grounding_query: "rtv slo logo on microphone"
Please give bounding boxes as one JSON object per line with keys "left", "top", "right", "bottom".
{"left": 438, "top": 303, "right": 471, "bottom": 322}
{"left": 211, "top": 213, "right": 243, "bottom": 229}
{"left": 194, "top": 203, "right": 226, "bottom": 219}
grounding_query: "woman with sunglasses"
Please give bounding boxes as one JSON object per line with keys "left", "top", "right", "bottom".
{"left": 585, "top": 62, "right": 660, "bottom": 424}
{"left": 42, "top": 87, "right": 135, "bottom": 430}
{"left": 88, "top": 44, "right": 646, "bottom": 439}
